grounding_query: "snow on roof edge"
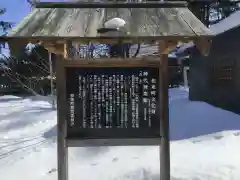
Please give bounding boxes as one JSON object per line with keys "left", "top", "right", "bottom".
{"left": 210, "top": 10, "right": 240, "bottom": 35}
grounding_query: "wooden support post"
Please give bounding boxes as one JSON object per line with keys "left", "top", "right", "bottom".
{"left": 183, "top": 66, "right": 189, "bottom": 88}
{"left": 56, "top": 57, "right": 68, "bottom": 180}
{"left": 49, "top": 52, "right": 55, "bottom": 109}
{"left": 195, "top": 38, "right": 212, "bottom": 56}
{"left": 64, "top": 40, "right": 74, "bottom": 59}
{"left": 158, "top": 40, "right": 170, "bottom": 180}
{"left": 57, "top": 40, "right": 74, "bottom": 180}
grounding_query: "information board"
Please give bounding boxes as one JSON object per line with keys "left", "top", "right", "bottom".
{"left": 65, "top": 67, "right": 160, "bottom": 139}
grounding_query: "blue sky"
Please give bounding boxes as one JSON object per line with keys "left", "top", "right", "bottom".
{"left": 0, "top": 0, "right": 68, "bottom": 28}
{"left": 0, "top": 0, "right": 67, "bottom": 57}
{"left": 0, "top": 0, "right": 31, "bottom": 27}
{"left": 0, "top": 0, "right": 32, "bottom": 57}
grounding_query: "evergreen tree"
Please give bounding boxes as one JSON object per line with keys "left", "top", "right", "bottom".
{"left": 8, "top": 44, "right": 54, "bottom": 95}
{"left": 0, "top": 8, "right": 13, "bottom": 53}
{"left": 210, "top": 0, "right": 240, "bottom": 24}
{"left": 0, "top": 8, "right": 12, "bottom": 35}
{"left": 186, "top": 0, "right": 240, "bottom": 27}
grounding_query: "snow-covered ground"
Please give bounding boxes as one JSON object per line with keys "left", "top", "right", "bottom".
{"left": 0, "top": 87, "right": 240, "bottom": 180}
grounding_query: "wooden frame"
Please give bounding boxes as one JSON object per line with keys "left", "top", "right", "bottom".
{"left": 56, "top": 56, "right": 169, "bottom": 180}
{"left": 56, "top": 56, "right": 68, "bottom": 180}
{"left": 63, "top": 57, "right": 162, "bottom": 67}
{"left": 67, "top": 138, "right": 161, "bottom": 147}
{"left": 56, "top": 57, "right": 164, "bottom": 145}
{"left": 1, "top": 36, "right": 212, "bottom": 58}
{"left": 0, "top": 36, "right": 212, "bottom": 45}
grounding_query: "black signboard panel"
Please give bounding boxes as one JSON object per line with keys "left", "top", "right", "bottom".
{"left": 65, "top": 67, "right": 160, "bottom": 139}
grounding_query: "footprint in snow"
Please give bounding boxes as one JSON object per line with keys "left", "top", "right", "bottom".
{"left": 112, "top": 157, "right": 118, "bottom": 162}
{"left": 214, "top": 135, "right": 223, "bottom": 140}
{"left": 233, "top": 132, "right": 240, "bottom": 136}
{"left": 91, "top": 163, "right": 98, "bottom": 166}
{"left": 47, "top": 168, "right": 57, "bottom": 174}
{"left": 132, "top": 156, "right": 139, "bottom": 160}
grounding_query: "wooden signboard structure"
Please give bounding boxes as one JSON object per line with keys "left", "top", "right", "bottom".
{"left": 57, "top": 58, "right": 165, "bottom": 147}
{"left": 2, "top": 1, "right": 213, "bottom": 180}
{"left": 56, "top": 55, "right": 170, "bottom": 180}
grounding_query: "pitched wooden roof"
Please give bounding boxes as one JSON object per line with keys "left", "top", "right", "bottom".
{"left": 8, "top": 7, "right": 212, "bottom": 38}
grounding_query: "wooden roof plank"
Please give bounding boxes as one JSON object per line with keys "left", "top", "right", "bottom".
{"left": 34, "top": 1, "right": 188, "bottom": 9}
{"left": 8, "top": 7, "right": 213, "bottom": 40}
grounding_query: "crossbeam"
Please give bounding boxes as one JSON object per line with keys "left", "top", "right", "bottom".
{"left": 0, "top": 36, "right": 210, "bottom": 44}
{"left": 34, "top": 1, "right": 188, "bottom": 9}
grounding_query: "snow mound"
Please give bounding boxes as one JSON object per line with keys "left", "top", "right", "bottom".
{"left": 0, "top": 95, "right": 22, "bottom": 102}
{"left": 0, "top": 87, "right": 240, "bottom": 180}
{"left": 169, "top": 88, "right": 240, "bottom": 140}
